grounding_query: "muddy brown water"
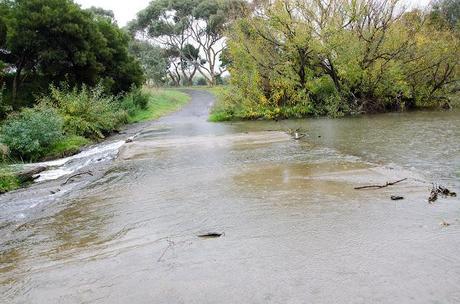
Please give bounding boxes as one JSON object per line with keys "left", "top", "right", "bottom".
{"left": 1, "top": 90, "right": 459, "bottom": 303}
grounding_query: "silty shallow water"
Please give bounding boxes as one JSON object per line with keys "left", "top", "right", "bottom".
{"left": 0, "top": 90, "right": 459, "bottom": 303}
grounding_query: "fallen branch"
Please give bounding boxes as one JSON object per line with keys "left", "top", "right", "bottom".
{"left": 61, "top": 171, "right": 93, "bottom": 186}
{"left": 18, "top": 166, "right": 48, "bottom": 183}
{"left": 354, "top": 178, "right": 408, "bottom": 190}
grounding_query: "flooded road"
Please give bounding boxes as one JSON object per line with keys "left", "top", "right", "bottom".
{"left": 1, "top": 90, "right": 459, "bottom": 303}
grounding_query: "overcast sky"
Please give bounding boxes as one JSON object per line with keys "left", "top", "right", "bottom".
{"left": 75, "top": 0, "right": 433, "bottom": 27}
{"left": 75, "top": 0, "right": 151, "bottom": 26}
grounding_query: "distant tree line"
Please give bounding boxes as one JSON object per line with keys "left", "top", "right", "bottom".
{"left": 0, "top": 0, "right": 144, "bottom": 108}
{"left": 128, "top": 0, "right": 248, "bottom": 86}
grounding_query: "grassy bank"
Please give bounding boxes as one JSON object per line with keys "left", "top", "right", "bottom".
{"left": 128, "top": 88, "right": 190, "bottom": 123}
{"left": 0, "top": 167, "right": 20, "bottom": 194}
{"left": 0, "top": 88, "right": 189, "bottom": 193}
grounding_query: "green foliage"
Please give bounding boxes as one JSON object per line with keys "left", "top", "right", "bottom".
{"left": 45, "top": 135, "right": 90, "bottom": 159}
{"left": 220, "top": 0, "right": 460, "bottom": 119}
{"left": 195, "top": 77, "right": 208, "bottom": 86}
{"left": 129, "top": 40, "right": 169, "bottom": 86}
{"left": 0, "top": 167, "right": 20, "bottom": 194}
{"left": 119, "top": 88, "right": 151, "bottom": 117}
{"left": 0, "top": 84, "right": 190, "bottom": 162}
{"left": 432, "top": 0, "right": 460, "bottom": 29}
{"left": 0, "top": 106, "right": 63, "bottom": 160}
{"left": 40, "top": 85, "right": 127, "bottom": 140}
{"left": 127, "top": 89, "right": 189, "bottom": 123}
{"left": 0, "top": 0, "right": 143, "bottom": 106}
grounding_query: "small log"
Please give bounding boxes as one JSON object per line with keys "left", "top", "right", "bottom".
{"left": 17, "top": 166, "right": 47, "bottom": 183}
{"left": 354, "top": 178, "right": 408, "bottom": 190}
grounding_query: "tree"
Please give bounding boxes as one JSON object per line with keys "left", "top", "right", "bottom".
{"left": 86, "top": 6, "right": 116, "bottom": 22}
{"left": 221, "top": 0, "right": 460, "bottom": 118}
{"left": 190, "top": 0, "right": 248, "bottom": 85}
{"left": 129, "top": 40, "right": 169, "bottom": 86}
{"left": 133, "top": 0, "right": 198, "bottom": 85}
{"left": 131, "top": 0, "right": 248, "bottom": 86}
{"left": 92, "top": 16, "right": 144, "bottom": 94}
{"left": 432, "top": 0, "right": 460, "bottom": 29}
{"left": 0, "top": 0, "right": 143, "bottom": 105}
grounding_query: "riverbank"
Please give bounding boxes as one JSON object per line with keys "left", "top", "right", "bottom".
{"left": 208, "top": 85, "right": 460, "bottom": 122}
{"left": 0, "top": 88, "right": 190, "bottom": 194}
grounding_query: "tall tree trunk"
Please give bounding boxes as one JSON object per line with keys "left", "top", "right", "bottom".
{"left": 12, "top": 66, "right": 22, "bottom": 105}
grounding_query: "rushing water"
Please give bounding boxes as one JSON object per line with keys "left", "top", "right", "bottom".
{"left": 0, "top": 90, "right": 459, "bottom": 303}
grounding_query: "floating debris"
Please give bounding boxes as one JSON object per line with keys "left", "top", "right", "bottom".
{"left": 293, "top": 132, "right": 305, "bottom": 140}
{"left": 157, "top": 240, "right": 175, "bottom": 262}
{"left": 355, "top": 178, "right": 407, "bottom": 190}
{"left": 391, "top": 195, "right": 404, "bottom": 201}
{"left": 198, "top": 233, "right": 223, "bottom": 239}
{"left": 440, "top": 220, "right": 451, "bottom": 227}
{"left": 287, "top": 128, "right": 306, "bottom": 140}
{"left": 429, "top": 185, "right": 457, "bottom": 204}
{"left": 61, "top": 171, "right": 93, "bottom": 186}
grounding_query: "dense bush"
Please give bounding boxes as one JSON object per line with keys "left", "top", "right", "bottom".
{"left": 0, "top": 106, "right": 63, "bottom": 160}
{"left": 40, "top": 85, "right": 127, "bottom": 140}
{"left": 218, "top": 0, "right": 460, "bottom": 119}
{"left": 119, "top": 88, "right": 151, "bottom": 116}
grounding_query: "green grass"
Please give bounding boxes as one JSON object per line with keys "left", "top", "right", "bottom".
{"left": 128, "top": 88, "right": 190, "bottom": 123}
{"left": 44, "top": 135, "right": 91, "bottom": 159}
{"left": 0, "top": 167, "right": 20, "bottom": 194}
{"left": 201, "top": 85, "right": 238, "bottom": 122}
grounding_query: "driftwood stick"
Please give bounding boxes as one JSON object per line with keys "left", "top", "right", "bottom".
{"left": 61, "top": 171, "right": 93, "bottom": 186}
{"left": 354, "top": 178, "right": 408, "bottom": 190}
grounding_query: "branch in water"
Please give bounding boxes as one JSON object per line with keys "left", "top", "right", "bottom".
{"left": 354, "top": 178, "right": 408, "bottom": 190}
{"left": 61, "top": 171, "right": 93, "bottom": 186}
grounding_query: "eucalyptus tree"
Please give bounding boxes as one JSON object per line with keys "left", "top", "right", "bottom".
{"left": 130, "top": 40, "right": 169, "bottom": 86}
{"left": 132, "top": 0, "right": 248, "bottom": 86}
{"left": 190, "top": 0, "right": 248, "bottom": 85}
{"left": 133, "top": 0, "right": 198, "bottom": 85}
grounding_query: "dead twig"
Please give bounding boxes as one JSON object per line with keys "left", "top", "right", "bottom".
{"left": 157, "top": 240, "right": 175, "bottom": 262}
{"left": 354, "top": 178, "right": 408, "bottom": 190}
{"left": 61, "top": 171, "right": 93, "bottom": 186}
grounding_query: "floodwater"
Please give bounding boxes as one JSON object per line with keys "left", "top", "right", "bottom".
{"left": 1, "top": 90, "right": 459, "bottom": 303}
